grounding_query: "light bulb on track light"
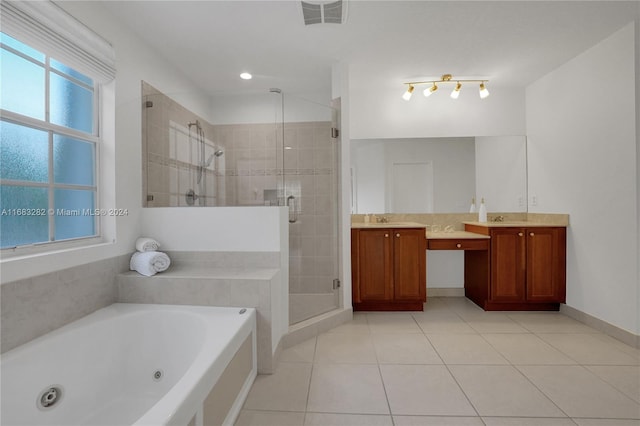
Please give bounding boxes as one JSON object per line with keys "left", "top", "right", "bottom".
{"left": 423, "top": 83, "right": 438, "bottom": 97}
{"left": 402, "top": 85, "right": 415, "bottom": 101}
{"left": 450, "top": 82, "right": 462, "bottom": 99}
{"left": 479, "top": 82, "right": 490, "bottom": 99}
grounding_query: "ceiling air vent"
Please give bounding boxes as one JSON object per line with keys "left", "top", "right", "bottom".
{"left": 301, "top": 0, "right": 347, "bottom": 25}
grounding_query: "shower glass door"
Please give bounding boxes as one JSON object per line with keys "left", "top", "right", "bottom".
{"left": 282, "top": 94, "right": 340, "bottom": 324}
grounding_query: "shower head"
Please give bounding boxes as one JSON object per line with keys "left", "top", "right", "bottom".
{"left": 269, "top": 88, "right": 282, "bottom": 94}
{"left": 214, "top": 149, "right": 224, "bottom": 157}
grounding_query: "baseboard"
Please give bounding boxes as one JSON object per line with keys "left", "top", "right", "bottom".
{"left": 427, "top": 287, "right": 465, "bottom": 297}
{"left": 560, "top": 304, "right": 640, "bottom": 349}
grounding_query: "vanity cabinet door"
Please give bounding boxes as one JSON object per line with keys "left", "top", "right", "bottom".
{"left": 490, "top": 228, "right": 527, "bottom": 302}
{"left": 356, "top": 229, "right": 393, "bottom": 302}
{"left": 526, "top": 227, "right": 566, "bottom": 302}
{"left": 394, "top": 229, "right": 427, "bottom": 301}
{"left": 351, "top": 227, "right": 426, "bottom": 310}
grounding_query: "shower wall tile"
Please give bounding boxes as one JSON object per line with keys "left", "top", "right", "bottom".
{"left": 316, "top": 216, "right": 334, "bottom": 235}
{"left": 176, "top": 131, "right": 190, "bottom": 163}
{"left": 298, "top": 149, "right": 315, "bottom": 169}
{"left": 250, "top": 128, "right": 268, "bottom": 150}
{"left": 234, "top": 128, "right": 252, "bottom": 150}
{"left": 143, "top": 82, "right": 223, "bottom": 206}
{"left": 315, "top": 236, "right": 332, "bottom": 257}
{"left": 169, "top": 166, "right": 178, "bottom": 193}
{"left": 299, "top": 216, "right": 317, "bottom": 236}
{"left": 313, "top": 148, "right": 332, "bottom": 168}
{"left": 302, "top": 236, "right": 318, "bottom": 257}
{"left": 1, "top": 254, "right": 129, "bottom": 353}
{"left": 284, "top": 149, "right": 298, "bottom": 169}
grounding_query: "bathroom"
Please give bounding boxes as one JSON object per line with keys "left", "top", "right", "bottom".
{"left": 1, "top": 1, "right": 639, "bottom": 425}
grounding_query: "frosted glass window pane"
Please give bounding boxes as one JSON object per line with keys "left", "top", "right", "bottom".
{"left": 0, "top": 48, "right": 45, "bottom": 119}
{"left": 0, "top": 185, "right": 49, "bottom": 248}
{"left": 0, "top": 121, "right": 49, "bottom": 182}
{"left": 50, "top": 58, "right": 93, "bottom": 86}
{"left": 54, "top": 189, "right": 95, "bottom": 240}
{"left": 0, "top": 32, "right": 45, "bottom": 62}
{"left": 53, "top": 135, "right": 95, "bottom": 186}
{"left": 50, "top": 73, "right": 93, "bottom": 134}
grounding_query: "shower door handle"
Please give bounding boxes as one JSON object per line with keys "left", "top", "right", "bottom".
{"left": 287, "top": 195, "right": 298, "bottom": 223}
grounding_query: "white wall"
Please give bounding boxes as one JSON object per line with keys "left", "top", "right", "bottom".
{"left": 526, "top": 23, "right": 638, "bottom": 334}
{"left": 350, "top": 85, "right": 526, "bottom": 139}
{"left": 350, "top": 140, "right": 385, "bottom": 212}
{"left": 140, "top": 207, "right": 285, "bottom": 252}
{"left": 209, "top": 91, "right": 332, "bottom": 125}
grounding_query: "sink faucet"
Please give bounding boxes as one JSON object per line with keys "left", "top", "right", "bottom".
{"left": 492, "top": 215, "right": 505, "bottom": 222}
{"left": 376, "top": 216, "right": 389, "bottom": 223}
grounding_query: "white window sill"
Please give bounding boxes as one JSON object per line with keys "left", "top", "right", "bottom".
{"left": 0, "top": 237, "right": 113, "bottom": 263}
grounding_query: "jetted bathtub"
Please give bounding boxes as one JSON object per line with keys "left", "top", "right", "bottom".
{"left": 1, "top": 303, "right": 257, "bottom": 426}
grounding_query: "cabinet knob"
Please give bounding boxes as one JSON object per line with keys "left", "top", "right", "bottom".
{"left": 384, "top": 233, "right": 389, "bottom": 238}
{"left": 530, "top": 232, "right": 535, "bottom": 236}
{"left": 456, "top": 243, "right": 462, "bottom": 248}
{"left": 518, "top": 232, "right": 524, "bottom": 237}
{"left": 396, "top": 233, "right": 400, "bottom": 238}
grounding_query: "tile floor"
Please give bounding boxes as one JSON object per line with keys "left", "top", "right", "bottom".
{"left": 236, "top": 297, "right": 640, "bottom": 426}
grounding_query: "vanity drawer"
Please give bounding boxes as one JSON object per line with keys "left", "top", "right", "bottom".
{"left": 427, "top": 239, "right": 489, "bottom": 251}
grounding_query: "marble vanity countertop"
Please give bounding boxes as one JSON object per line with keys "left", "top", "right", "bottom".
{"left": 351, "top": 222, "right": 426, "bottom": 229}
{"left": 426, "top": 231, "right": 490, "bottom": 239}
{"left": 463, "top": 221, "right": 568, "bottom": 228}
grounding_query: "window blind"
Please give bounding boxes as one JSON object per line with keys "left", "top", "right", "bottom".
{"left": 0, "top": 1, "right": 115, "bottom": 83}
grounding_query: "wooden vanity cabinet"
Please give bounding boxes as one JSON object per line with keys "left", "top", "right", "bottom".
{"left": 351, "top": 227, "right": 426, "bottom": 311}
{"left": 465, "top": 225, "right": 566, "bottom": 310}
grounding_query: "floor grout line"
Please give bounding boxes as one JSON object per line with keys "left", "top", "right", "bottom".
{"left": 237, "top": 298, "right": 640, "bottom": 425}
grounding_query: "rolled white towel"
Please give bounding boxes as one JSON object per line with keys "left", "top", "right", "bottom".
{"left": 135, "top": 237, "right": 160, "bottom": 252}
{"left": 130, "top": 251, "right": 171, "bottom": 277}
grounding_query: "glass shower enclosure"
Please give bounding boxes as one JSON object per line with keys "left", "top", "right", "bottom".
{"left": 142, "top": 82, "right": 341, "bottom": 324}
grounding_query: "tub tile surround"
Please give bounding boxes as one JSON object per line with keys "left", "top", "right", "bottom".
{"left": 117, "top": 251, "right": 284, "bottom": 374}
{"left": 2, "top": 250, "right": 286, "bottom": 375}
{"left": 1, "top": 254, "right": 130, "bottom": 353}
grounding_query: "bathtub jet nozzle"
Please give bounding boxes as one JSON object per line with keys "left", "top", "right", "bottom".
{"left": 37, "top": 386, "right": 63, "bottom": 410}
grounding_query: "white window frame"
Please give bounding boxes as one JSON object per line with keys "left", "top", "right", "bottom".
{"left": 1, "top": 36, "right": 101, "bottom": 252}
{"left": 0, "top": 1, "right": 115, "bottom": 257}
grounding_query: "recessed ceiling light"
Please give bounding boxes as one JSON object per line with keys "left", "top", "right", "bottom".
{"left": 240, "top": 72, "right": 252, "bottom": 80}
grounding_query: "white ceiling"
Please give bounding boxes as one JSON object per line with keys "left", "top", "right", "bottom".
{"left": 97, "top": 1, "right": 638, "bottom": 97}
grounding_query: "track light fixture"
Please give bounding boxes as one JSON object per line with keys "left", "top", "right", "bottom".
{"left": 403, "top": 74, "right": 490, "bottom": 100}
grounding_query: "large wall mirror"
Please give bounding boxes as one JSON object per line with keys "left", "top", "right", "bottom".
{"left": 350, "top": 136, "right": 527, "bottom": 214}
